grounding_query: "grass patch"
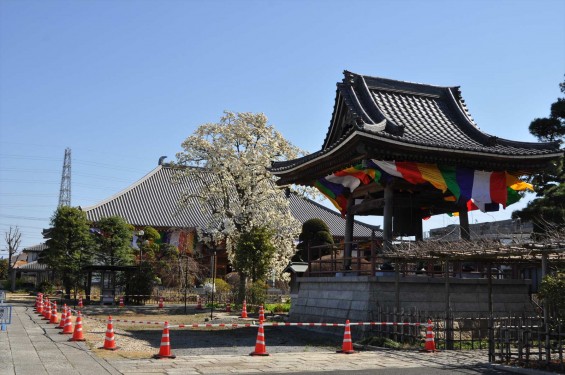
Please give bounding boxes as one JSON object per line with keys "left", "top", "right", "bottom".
{"left": 359, "top": 336, "right": 402, "bottom": 349}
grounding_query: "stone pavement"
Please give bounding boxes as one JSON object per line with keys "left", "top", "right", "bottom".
{"left": 0, "top": 298, "right": 545, "bottom": 375}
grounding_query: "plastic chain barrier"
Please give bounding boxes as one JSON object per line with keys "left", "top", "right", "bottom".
{"left": 46, "top": 301, "right": 429, "bottom": 329}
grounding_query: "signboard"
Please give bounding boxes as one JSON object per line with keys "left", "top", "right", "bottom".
{"left": 0, "top": 305, "right": 12, "bottom": 325}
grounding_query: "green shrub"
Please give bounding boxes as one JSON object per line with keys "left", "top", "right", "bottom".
{"left": 37, "top": 281, "right": 56, "bottom": 294}
{"left": 246, "top": 281, "right": 268, "bottom": 306}
{"left": 539, "top": 272, "right": 565, "bottom": 318}
{"left": 265, "top": 303, "right": 291, "bottom": 313}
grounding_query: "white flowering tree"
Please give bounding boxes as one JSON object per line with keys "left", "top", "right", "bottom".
{"left": 175, "top": 111, "right": 304, "bottom": 301}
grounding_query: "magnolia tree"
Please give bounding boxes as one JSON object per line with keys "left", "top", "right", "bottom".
{"left": 175, "top": 111, "right": 305, "bottom": 299}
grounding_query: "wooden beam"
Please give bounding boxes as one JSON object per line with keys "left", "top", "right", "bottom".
{"left": 350, "top": 198, "right": 385, "bottom": 215}
{"left": 351, "top": 182, "right": 383, "bottom": 198}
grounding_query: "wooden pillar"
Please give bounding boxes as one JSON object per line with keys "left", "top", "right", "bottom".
{"left": 395, "top": 260, "right": 400, "bottom": 312}
{"left": 541, "top": 253, "right": 550, "bottom": 359}
{"left": 383, "top": 183, "right": 394, "bottom": 252}
{"left": 414, "top": 209, "right": 423, "bottom": 241}
{"left": 459, "top": 205, "right": 471, "bottom": 241}
{"left": 445, "top": 259, "right": 454, "bottom": 350}
{"left": 343, "top": 196, "right": 354, "bottom": 270}
{"left": 487, "top": 263, "right": 493, "bottom": 315}
{"left": 370, "top": 229, "right": 376, "bottom": 275}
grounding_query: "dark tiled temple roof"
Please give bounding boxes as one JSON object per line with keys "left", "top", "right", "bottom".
{"left": 271, "top": 71, "right": 562, "bottom": 178}
{"left": 22, "top": 243, "right": 48, "bottom": 253}
{"left": 84, "top": 165, "right": 380, "bottom": 239}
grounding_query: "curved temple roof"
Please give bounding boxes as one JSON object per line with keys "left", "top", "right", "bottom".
{"left": 83, "top": 165, "right": 381, "bottom": 239}
{"left": 271, "top": 71, "right": 562, "bottom": 185}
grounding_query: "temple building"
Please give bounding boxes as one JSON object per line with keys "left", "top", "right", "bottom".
{"left": 271, "top": 71, "right": 561, "bottom": 261}
{"left": 270, "top": 71, "right": 563, "bottom": 319}
{"left": 83, "top": 162, "right": 381, "bottom": 279}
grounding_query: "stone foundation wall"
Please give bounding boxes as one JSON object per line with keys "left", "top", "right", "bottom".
{"left": 290, "top": 276, "right": 534, "bottom": 323}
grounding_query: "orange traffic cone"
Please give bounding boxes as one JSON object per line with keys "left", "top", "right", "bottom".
{"left": 58, "top": 305, "right": 67, "bottom": 329}
{"left": 158, "top": 297, "right": 164, "bottom": 309}
{"left": 43, "top": 299, "right": 52, "bottom": 320}
{"left": 101, "top": 316, "right": 119, "bottom": 350}
{"left": 258, "top": 305, "right": 265, "bottom": 323}
{"left": 35, "top": 293, "right": 41, "bottom": 311}
{"left": 69, "top": 311, "right": 86, "bottom": 341}
{"left": 196, "top": 296, "right": 203, "bottom": 310}
{"left": 153, "top": 322, "right": 176, "bottom": 359}
{"left": 36, "top": 294, "right": 43, "bottom": 314}
{"left": 78, "top": 296, "right": 83, "bottom": 309}
{"left": 60, "top": 309, "right": 74, "bottom": 334}
{"left": 225, "top": 302, "right": 231, "bottom": 313}
{"left": 241, "top": 300, "right": 248, "bottom": 318}
{"left": 421, "top": 319, "right": 437, "bottom": 352}
{"left": 249, "top": 322, "right": 269, "bottom": 356}
{"left": 337, "top": 320, "right": 355, "bottom": 354}
{"left": 49, "top": 301, "right": 59, "bottom": 324}
{"left": 119, "top": 296, "right": 124, "bottom": 308}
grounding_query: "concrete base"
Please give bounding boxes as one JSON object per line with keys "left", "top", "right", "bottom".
{"left": 290, "top": 276, "right": 534, "bottom": 322}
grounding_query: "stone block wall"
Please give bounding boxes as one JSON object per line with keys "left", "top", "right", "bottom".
{"left": 290, "top": 275, "right": 534, "bottom": 323}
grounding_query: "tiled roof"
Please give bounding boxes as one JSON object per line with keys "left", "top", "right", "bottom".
{"left": 271, "top": 71, "right": 561, "bottom": 175}
{"left": 287, "top": 192, "right": 379, "bottom": 238}
{"left": 84, "top": 165, "right": 380, "bottom": 239}
{"left": 333, "top": 71, "right": 560, "bottom": 155}
{"left": 17, "top": 260, "right": 48, "bottom": 271}
{"left": 22, "top": 243, "right": 48, "bottom": 253}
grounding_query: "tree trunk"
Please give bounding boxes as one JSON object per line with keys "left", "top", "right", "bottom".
{"left": 237, "top": 271, "right": 247, "bottom": 304}
{"left": 10, "top": 269, "right": 16, "bottom": 292}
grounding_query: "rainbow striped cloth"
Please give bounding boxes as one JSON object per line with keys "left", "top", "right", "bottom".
{"left": 314, "top": 160, "right": 533, "bottom": 215}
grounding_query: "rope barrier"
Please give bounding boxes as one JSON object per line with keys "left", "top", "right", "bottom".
{"left": 47, "top": 300, "right": 428, "bottom": 330}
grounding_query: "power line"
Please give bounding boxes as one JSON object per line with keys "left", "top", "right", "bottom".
{"left": 0, "top": 214, "right": 50, "bottom": 221}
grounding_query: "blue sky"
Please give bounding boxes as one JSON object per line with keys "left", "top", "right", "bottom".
{"left": 1, "top": 0, "right": 564, "bottom": 252}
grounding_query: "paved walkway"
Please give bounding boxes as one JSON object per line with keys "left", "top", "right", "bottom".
{"left": 0, "top": 299, "right": 543, "bottom": 375}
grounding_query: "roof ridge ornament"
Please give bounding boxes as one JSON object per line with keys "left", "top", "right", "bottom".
{"left": 362, "top": 119, "right": 387, "bottom": 134}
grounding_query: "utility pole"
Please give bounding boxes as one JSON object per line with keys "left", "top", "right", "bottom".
{"left": 58, "top": 148, "right": 72, "bottom": 207}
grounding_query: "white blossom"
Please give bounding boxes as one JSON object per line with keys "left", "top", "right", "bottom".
{"left": 175, "top": 111, "right": 310, "bottom": 276}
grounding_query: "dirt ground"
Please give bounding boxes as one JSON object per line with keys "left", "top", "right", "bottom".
{"left": 76, "top": 304, "right": 344, "bottom": 359}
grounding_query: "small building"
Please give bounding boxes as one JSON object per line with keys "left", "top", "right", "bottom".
{"left": 428, "top": 219, "right": 534, "bottom": 242}
{"left": 13, "top": 244, "right": 49, "bottom": 287}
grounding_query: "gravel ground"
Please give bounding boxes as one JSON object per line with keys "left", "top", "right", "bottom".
{"left": 77, "top": 305, "right": 343, "bottom": 359}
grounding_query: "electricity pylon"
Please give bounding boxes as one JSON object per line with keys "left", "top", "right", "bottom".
{"left": 58, "top": 148, "right": 71, "bottom": 207}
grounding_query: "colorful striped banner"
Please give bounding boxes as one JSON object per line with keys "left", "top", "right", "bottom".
{"left": 315, "top": 160, "right": 533, "bottom": 215}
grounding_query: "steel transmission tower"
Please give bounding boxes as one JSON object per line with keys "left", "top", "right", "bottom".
{"left": 58, "top": 148, "right": 72, "bottom": 207}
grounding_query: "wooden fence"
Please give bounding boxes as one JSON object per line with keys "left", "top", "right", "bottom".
{"left": 365, "top": 307, "right": 563, "bottom": 372}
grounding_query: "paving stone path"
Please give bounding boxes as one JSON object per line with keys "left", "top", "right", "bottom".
{"left": 0, "top": 299, "right": 540, "bottom": 375}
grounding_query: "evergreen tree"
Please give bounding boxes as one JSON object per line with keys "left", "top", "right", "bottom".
{"left": 514, "top": 77, "right": 565, "bottom": 234}
{"left": 293, "top": 218, "right": 334, "bottom": 262}
{"left": 40, "top": 206, "right": 93, "bottom": 298}
{"left": 91, "top": 216, "right": 135, "bottom": 266}
{"left": 234, "top": 226, "right": 276, "bottom": 283}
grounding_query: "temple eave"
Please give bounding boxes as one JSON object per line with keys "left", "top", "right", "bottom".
{"left": 273, "top": 135, "right": 560, "bottom": 187}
